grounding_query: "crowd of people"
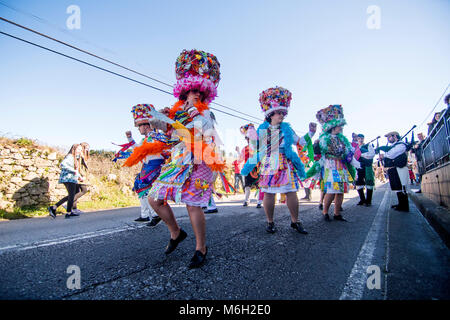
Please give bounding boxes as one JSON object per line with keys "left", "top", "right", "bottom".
{"left": 46, "top": 48, "right": 431, "bottom": 269}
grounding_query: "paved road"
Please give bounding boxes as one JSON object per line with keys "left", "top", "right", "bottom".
{"left": 0, "top": 184, "right": 449, "bottom": 300}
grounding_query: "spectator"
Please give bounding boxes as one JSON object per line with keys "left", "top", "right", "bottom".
{"left": 48, "top": 144, "right": 84, "bottom": 218}
{"left": 70, "top": 142, "right": 91, "bottom": 213}
{"left": 427, "top": 112, "right": 441, "bottom": 135}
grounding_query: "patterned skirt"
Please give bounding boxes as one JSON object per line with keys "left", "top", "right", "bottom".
{"left": 149, "top": 160, "right": 213, "bottom": 207}
{"left": 322, "top": 157, "right": 353, "bottom": 194}
{"left": 259, "top": 153, "right": 300, "bottom": 194}
{"left": 133, "top": 159, "right": 165, "bottom": 198}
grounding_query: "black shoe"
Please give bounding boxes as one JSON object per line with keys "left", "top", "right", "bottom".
{"left": 65, "top": 212, "right": 79, "bottom": 219}
{"left": 333, "top": 215, "right": 347, "bottom": 222}
{"left": 364, "top": 202, "right": 372, "bottom": 207}
{"left": 48, "top": 206, "right": 56, "bottom": 219}
{"left": 266, "top": 222, "right": 276, "bottom": 234}
{"left": 165, "top": 229, "right": 187, "bottom": 254}
{"left": 323, "top": 214, "right": 331, "bottom": 221}
{"left": 135, "top": 217, "right": 150, "bottom": 222}
{"left": 357, "top": 189, "right": 366, "bottom": 205}
{"left": 243, "top": 202, "right": 248, "bottom": 207}
{"left": 319, "top": 204, "right": 324, "bottom": 210}
{"left": 188, "top": 247, "right": 208, "bottom": 269}
{"left": 291, "top": 222, "right": 308, "bottom": 234}
{"left": 256, "top": 203, "right": 262, "bottom": 208}
{"left": 204, "top": 208, "right": 218, "bottom": 214}
{"left": 147, "top": 216, "right": 162, "bottom": 227}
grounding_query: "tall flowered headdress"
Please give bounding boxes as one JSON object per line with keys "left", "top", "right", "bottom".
{"left": 240, "top": 123, "right": 258, "bottom": 141}
{"left": 131, "top": 104, "right": 155, "bottom": 127}
{"left": 315, "top": 104, "right": 346, "bottom": 132}
{"left": 259, "top": 86, "right": 292, "bottom": 117}
{"left": 240, "top": 123, "right": 254, "bottom": 136}
{"left": 173, "top": 49, "right": 221, "bottom": 103}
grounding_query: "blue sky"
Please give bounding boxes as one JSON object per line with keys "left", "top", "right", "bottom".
{"left": 0, "top": 0, "right": 449, "bottom": 154}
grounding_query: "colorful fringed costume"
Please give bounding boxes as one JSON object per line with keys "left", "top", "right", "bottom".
{"left": 241, "top": 87, "right": 312, "bottom": 194}
{"left": 307, "top": 105, "right": 357, "bottom": 194}
{"left": 147, "top": 50, "right": 224, "bottom": 207}
{"left": 296, "top": 134, "right": 318, "bottom": 190}
{"left": 120, "top": 104, "right": 169, "bottom": 199}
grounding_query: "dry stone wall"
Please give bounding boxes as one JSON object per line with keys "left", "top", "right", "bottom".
{"left": 0, "top": 144, "right": 67, "bottom": 209}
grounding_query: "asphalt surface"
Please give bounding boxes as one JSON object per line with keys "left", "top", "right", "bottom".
{"left": 0, "top": 184, "right": 449, "bottom": 300}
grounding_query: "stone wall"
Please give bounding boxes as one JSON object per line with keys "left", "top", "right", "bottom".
{"left": 0, "top": 144, "right": 67, "bottom": 209}
{"left": 421, "top": 162, "right": 450, "bottom": 208}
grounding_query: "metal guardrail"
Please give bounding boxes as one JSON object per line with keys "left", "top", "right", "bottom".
{"left": 416, "top": 106, "right": 450, "bottom": 173}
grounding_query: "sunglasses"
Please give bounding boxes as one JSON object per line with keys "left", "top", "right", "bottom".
{"left": 138, "top": 123, "right": 149, "bottom": 127}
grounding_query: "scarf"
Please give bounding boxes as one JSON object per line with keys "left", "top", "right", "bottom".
{"left": 241, "top": 121, "right": 306, "bottom": 179}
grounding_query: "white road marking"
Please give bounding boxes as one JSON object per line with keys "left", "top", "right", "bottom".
{"left": 0, "top": 224, "right": 148, "bottom": 254}
{"left": 339, "top": 188, "right": 390, "bottom": 300}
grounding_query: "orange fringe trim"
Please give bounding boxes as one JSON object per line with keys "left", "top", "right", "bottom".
{"left": 125, "top": 100, "right": 222, "bottom": 171}
{"left": 168, "top": 100, "right": 210, "bottom": 120}
{"left": 122, "top": 140, "right": 169, "bottom": 167}
{"left": 184, "top": 140, "right": 226, "bottom": 172}
{"left": 167, "top": 99, "right": 223, "bottom": 171}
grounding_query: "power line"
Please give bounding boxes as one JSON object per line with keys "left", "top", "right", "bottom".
{"left": 0, "top": 0, "right": 116, "bottom": 56}
{"left": 0, "top": 16, "right": 173, "bottom": 89}
{"left": 0, "top": 30, "right": 260, "bottom": 124}
{"left": 418, "top": 82, "right": 450, "bottom": 128}
{"left": 0, "top": 16, "right": 264, "bottom": 123}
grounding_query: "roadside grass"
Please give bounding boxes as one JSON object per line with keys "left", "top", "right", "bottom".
{"left": 77, "top": 187, "right": 140, "bottom": 211}
{"left": 0, "top": 191, "right": 140, "bottom": 221}
{"left": 0, "top": 205, "right": 51, "bottom": 220}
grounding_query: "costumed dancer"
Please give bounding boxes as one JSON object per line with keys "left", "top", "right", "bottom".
{"left": 241, "top": 86, "right": 308, "bottom": 234}
{"left": 351, "top": 133, "right": 362, "bottom": 163}
{"left": 232, "top": 147, "right": 244, "bottom": 192}
{"left": 310, "top": 105, "right": 359, "bottom": 221}
{"left": 147, "top": 49, "right": 225, "bottom": 269}
{"left": 311, "top": 139, "right": 326, "bottom": 210}
{"left": 296, "top": 122, "right": 317, "bottom": 201}
{"left": 376, "top": 131, "right": 410, "bottom": 212}
{"left": 239, "top": 123, "right": 264, "bottom": 208}
{"left": 355, "top": 134, "right": 376, "bottom": 206}
{"left": 121, "top": 104, "right": 167, "bottom": 226}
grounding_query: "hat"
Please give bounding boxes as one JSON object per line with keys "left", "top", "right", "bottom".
{"left": 315, "top": 104, "right": 346, "bottom": 132}
{"left": 259, "top": 86, "right": 292, "bottom": 117}
{"left": 131, "top": 104, "right": 155, "bottom": 127}
{"left": 357, "top": 134, "right": 365, "bottom": 138}
{"left": 385, "top": 131, "right": 400, "bottom": 138}
{"left": 240, "top": 123, "right": 255, "bottom": 135}
{"left": 173, "top": 49, "right": 221, "bottom": 103}
{"left": 240, "top": 123, "right": 257, "bottom": 141}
